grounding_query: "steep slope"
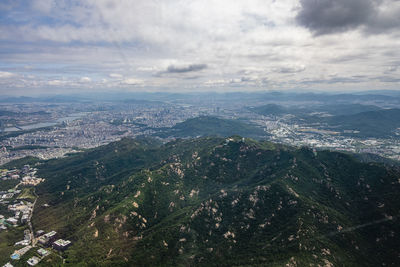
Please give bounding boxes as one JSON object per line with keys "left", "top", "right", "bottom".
{"left": 25, "top": 137, "right": 400, "bottom": 266}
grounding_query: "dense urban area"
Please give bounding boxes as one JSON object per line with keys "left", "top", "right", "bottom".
{"left": 1, "top": 94, "right": 400, "bottom": 166}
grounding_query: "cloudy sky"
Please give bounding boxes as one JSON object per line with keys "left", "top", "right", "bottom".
{"left": 1, "top": 0, "right": 400, "bottom": 95}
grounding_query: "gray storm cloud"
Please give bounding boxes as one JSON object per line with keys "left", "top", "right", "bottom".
{"left": 166, "top": 64, "right": 208, "bottom": 73}
{"left": 296, "top": 0, "right": 400, "bottom": 35}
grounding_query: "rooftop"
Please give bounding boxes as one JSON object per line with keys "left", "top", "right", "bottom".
{"left": 37, "top": 248, "right": 50, "bottom": 256}
{"left": 44, "top": 230, "right": 57, "bottom": 238}
{"left": 27, "top": 256, "right": 40, "bottom": 266}
{"left": 53, "top": 239, "right": 71, "bottom": 247}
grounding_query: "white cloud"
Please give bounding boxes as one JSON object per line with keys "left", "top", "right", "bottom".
{"left": 0, "top": 71, "right": 15, "bottom": 78}
{"left": 137, "top": 66, "right": 158, "bottom": 72}
{"left": 80, "top": 76, "right": 91, "bottom": 82}
{"left": 109, "top": 73, "right": 123, "bottom": 78}
{"left": 47, "top": 79, "right": 66, "bottom": 86}
{"left": 0, "top": 0, "right": 399, "bottom": 93}
{"left": 122, "top": 78, "right": 144, "bottom": 85}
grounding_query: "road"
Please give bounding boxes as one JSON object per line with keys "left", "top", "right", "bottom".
{"left": 28, "top": 188, "right": 38, "bottom": 246}
{"left": 13, "top": 181, "right": 21, "bottom": 190}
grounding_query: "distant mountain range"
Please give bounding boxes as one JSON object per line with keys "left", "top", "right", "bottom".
{"left": 2, "top": 91, "right": 400, "bottom": 105}
{"left": 325, "top": 108, "right": 400, "bottom": 137}
{"left": 250, "top": 103, "right": 382, "bottom": 117}
{"left": 251, "top": 103, "right": 400, "bottom": 138}
{"left": 2, "top": 136, "right": 398, "bottom": 266}
{"left": 154, "top": 116, "right": 267, "bottom": 139}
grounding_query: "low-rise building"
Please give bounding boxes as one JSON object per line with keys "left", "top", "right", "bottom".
{"left": 37, "top": 248, "right": 50, "bottom": 257}
{"left": 2, "top": 193, "right": 14, "bottom": 199}
{"left": 10, "top": 174, "right": 19, "bottom": 180}
{"left": 24, "top": 229, "right": 31, "bottom": 241}
{"left": 38, "top": 230, "right": 57, "bottom": 246}
{"left": 37, "top": 236, "right": 49, "bottom": 246}
{"left": 22, "top": 165, "right": 30, "bottom": 174}
{"left": 36, "top": 230, "right": 45, "bottom": 237}
{"left": 12, "top": 245, "right": 32, "bottom": 259}
{"left": 27, "top": 256, "right": 40, "bottom": 266}
{"left": 14, "top": 240, "right": 30, "bottom": 246}
{"left": 6, "top": 217, "right": 18, "bottom": 225}
{"left": 52, "top": 239, "right": 71, "bottom": 251}
{"left": 44, "top": 231, "right": 57, "bottom": 242}
{"left": 21, "top": 214, "right": 29, "bottom": 224}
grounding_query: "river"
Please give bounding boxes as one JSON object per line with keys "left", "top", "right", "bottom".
{"left": 2, "top": 112, "right": 87, "bottom": 132}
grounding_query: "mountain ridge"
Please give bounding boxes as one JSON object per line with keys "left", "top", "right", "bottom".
{"left": 2, "top": 136, "right": 399, "bottom": 266}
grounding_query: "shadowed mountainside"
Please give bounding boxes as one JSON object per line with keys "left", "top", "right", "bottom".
{"left": 5, "top": 136, "right": 396, "bottom": 266}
